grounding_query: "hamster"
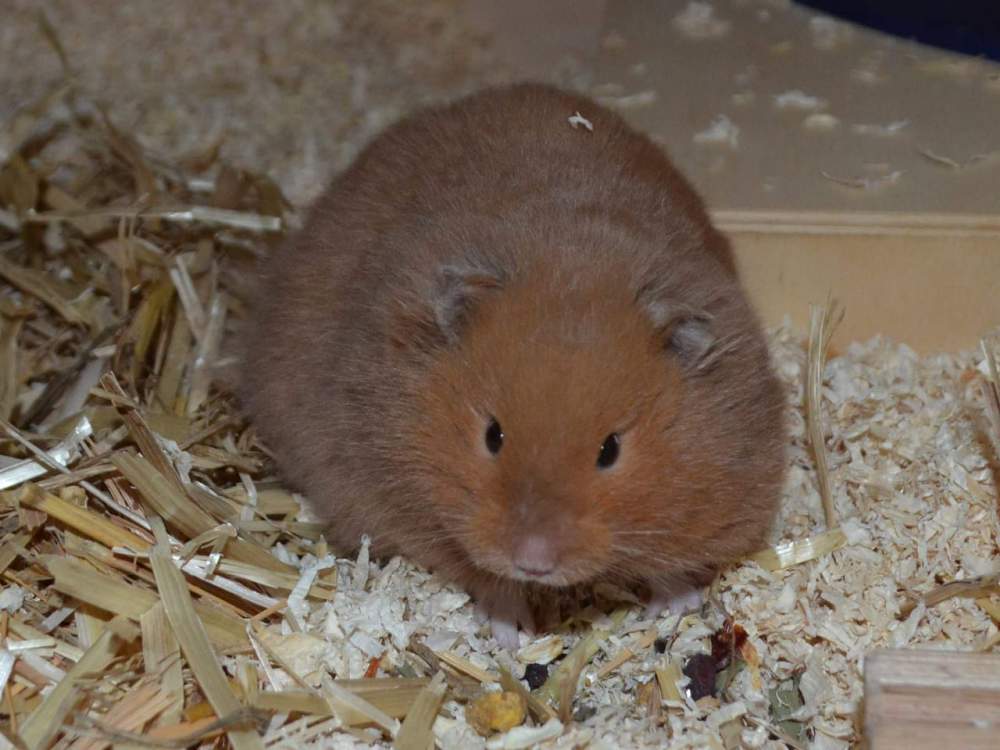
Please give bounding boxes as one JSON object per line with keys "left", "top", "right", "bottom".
{"left": 242, "top": 83, "right": 787, "bottom": 648}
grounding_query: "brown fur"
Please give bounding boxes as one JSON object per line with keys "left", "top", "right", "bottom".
{"left": 242, "top": 83, "right": 787, "bottom": 625}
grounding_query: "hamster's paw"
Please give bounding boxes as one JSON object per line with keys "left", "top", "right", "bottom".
{"left": 645, "top": 580, "right": 705, "bottom": 620}
{"left": 489, "top": 614, "right": 521, "bottom": 651}
{"left": 474, "top": 588, "right": 535, "bottom": 650}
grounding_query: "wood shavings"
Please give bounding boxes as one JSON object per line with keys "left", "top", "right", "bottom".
{"left": 693, "top": 116, "right": 739, "bottom": 149}
{"left": 601, "top": 31, "right": 627, "bottom": 52}
{"left": 917, "top": 147, "right": 998, "bottom": 171}
{"left": 851, "top": 120, "right": 909, "bottom": 137}
{"left": 594, "top": 90, "right": 657, "bottom": 110}
{"left": 821, "top": 170, "right": 903, "bottom": 191}
{"left": 673, "top": 2, "right": 731, "bottom": 40}
{"left": 773, "top": 90, "right": 828, "bottom": 112}
{"left": 484, "top": 718, "right": 563, "bottom": 750}
{"left": 586, "top": 628, "right": 658, "bottom": 685}
{"left": 916, "top": 56, "right": 983, "bottom": 80}
{"left": 852, "top": 53, "right": 888, "bottom": 86}
{"left": 567, "top": 112, "right": 593, "bottom": 132}
{"left": 803, "top": 113, "right": 839, "bottom": 132}
{"left": 809, "top": 17, "right": 853, "bottom": 51}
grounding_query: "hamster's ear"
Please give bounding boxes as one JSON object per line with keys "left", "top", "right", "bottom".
{"left": 391, "top": 264, "right": 502, "bottom": 351}
{"left": 432, "top": 265, "right": 503, "bottom": 345}
{"left": 639, "top": 293, "right": 718, "bottom": 371}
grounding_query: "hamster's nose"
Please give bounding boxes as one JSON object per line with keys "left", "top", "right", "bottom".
{"left": 513, "top": 535, "right": 557, "bottom": 577}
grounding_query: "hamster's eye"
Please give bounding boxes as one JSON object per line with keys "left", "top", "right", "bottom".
{"left": 485, "top": 418, "right": 504, "bottom": 455}
{"left": 597, "top": 433, "right": 620, "bottom": 469}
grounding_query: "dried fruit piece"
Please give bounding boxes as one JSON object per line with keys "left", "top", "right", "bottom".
{"left": 523, "top": 663, "right": 548, "bottom": 690}
{"left": 682, "top": 653, "right": 718, "bottom": 701}
{"left": 465, "top": 690, "right": 527, "bottom": 736}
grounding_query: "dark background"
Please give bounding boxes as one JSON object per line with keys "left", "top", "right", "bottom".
{"left": 797, "top": 0, "right": 1000, "bottom": 61}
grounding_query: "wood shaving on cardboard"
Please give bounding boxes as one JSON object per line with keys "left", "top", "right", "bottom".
{"left": 809, "top": 17, "right": 854, "bottom": 52}
{"left": 851, "top": 120, "right": 910, "bottom": 137}
{"left": 673, "top": 2, "right": 732, "bottom": 40}
{"left": 693, "top": 116, "right": 741, "bottom": 149}
{"left": 916, "top": 147, "right": 999, "bottom": 171}
{"left": 803, "top": 114, "right": 840, "bottom": 132}
{"left": 821, "top": 170, "right": 904, "bottom": 191}
{"left": 594, "top": 90, "right": 658, "bottom": 110}
{"left": 773, "top": 91, "right": 828, "bottom": 112}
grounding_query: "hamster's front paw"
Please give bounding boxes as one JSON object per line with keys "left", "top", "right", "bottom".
{"left": 645, "top": 580, "right": 706, "bottom": 620}
{"left": 474, "top": 587, "right": 536, "bottom": 650}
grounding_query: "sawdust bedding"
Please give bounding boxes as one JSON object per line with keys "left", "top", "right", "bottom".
{"left": 0, "top": 75, "right": 999, "bottom": 750}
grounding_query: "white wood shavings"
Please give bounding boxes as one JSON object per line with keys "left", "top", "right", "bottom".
{"left": 595, "top": 90, "right": 657, "bottom": 110}
{"left": 433, "top": 716, "right": 487, "bottom": 749}
{"left": 0, "top": 208, "right": 18, "bottom": 232}
{"left": 821, "top": 170, "right": 903, "bottom": 191}
{"left": 601, "top": 31, "right": 627, "bottom": 52}
{"left": 260, "top": 630, "right": 331, "bottom": 686}
{"left": 917, "top": 147, "right": 998, "bottom": 170}
{"left": 287, "top": 554, "right": 336, "bottom": 630}
{"left": 672, "top": 2, "right": 731, "bottom": 40}
{"left": 803, "top": 113, "right": 839, "bottom": 132}
{"left": 707, "top": 699, "right": 747, "bottom": 730}
{"left": 916, "top": 56, "right": 982, "bottom": 80}
{"left": 773, "top": 90, "right": 828, "bottom": 111}
{"left": 567, "top": 112, "right": 593, "bottom": 131}
{"left": 809, "top": 17, "right": 854, "bottom": 51}
{"left": 0, "top": 650, "right": 14, "bottom": 696}
{"left": 693, "top": 115, "right": 739, "bottom": 149}
{"left": 851, "top": 120, "right": 909, "bottom": 137}
{"left": 37, "top": 606, "right": 75, "bottom": 633}
{"left": 0, "top": 586, "right": 24, "bottom": 613}
{"left": 485, "top": 718, "right": 564, "bottom": 749}
{"left": 352, "top": 534, "right": 372, "bottom": 589}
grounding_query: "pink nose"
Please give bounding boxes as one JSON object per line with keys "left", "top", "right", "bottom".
{"left": 513, "top": 535, "right": 557, "bottom": 577}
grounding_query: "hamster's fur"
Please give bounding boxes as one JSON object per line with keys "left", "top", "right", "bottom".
{"left": 243, "top": 83, "right": 787, "bottom": 647}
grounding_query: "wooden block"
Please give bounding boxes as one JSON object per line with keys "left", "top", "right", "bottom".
{"left": 864, "top": 648, "right": 1000, "bottom": 749}
{"left": 724, "top": 215, "right": 1000, "bottom": 354}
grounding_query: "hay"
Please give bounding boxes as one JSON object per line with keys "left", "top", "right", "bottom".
{"left": 0, "top": 61, "right": 999, "bottom": 750}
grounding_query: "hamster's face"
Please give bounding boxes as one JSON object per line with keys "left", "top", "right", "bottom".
{"left": 406, "top": 271, "right": 752, "bottom": 589}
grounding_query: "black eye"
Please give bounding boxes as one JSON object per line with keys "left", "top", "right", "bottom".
{"left": 597, "top": 433, "right": 620, "bottom": 469}
{"left": 485, "top": 418, "right": 504, "bottom": 455}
